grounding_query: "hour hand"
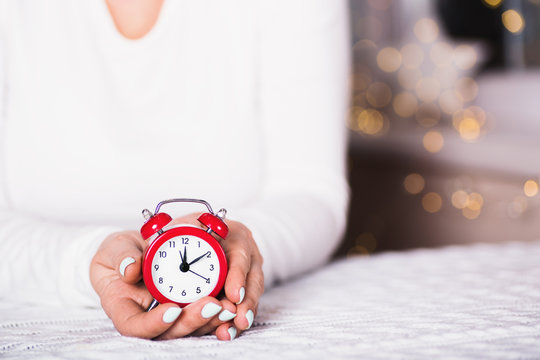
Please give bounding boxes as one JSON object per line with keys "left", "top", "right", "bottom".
{"left": 188, "top": 251, "right": 211, "bottom": 266}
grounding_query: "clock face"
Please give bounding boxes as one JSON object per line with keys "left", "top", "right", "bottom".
{"left": 150, "top": 233, "right": 222, "bottom": 304}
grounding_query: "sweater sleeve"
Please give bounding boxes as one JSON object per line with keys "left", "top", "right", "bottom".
{"left": 233, "top": 0, "right": 350, "bottom": 286}
{"left": 0, "top": 213, "right": 120, "bottom": 307}
{"left": 0, "top": 6, "right": 119, "bottom": 307}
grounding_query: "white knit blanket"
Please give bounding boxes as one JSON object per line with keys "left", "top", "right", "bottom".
{"left": 1, "top": 241, "right": 540, "bottom": 359}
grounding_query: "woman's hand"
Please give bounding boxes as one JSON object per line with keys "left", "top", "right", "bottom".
{"left": 90, "top": 214, "right": 264, "bottom": 340}
{"left": 219, "top": 219, "right": 265, "bottom": 336}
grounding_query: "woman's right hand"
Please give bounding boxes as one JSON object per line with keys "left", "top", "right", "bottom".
{"left": 90, "top": 225, "right": 238, "bottom": 340}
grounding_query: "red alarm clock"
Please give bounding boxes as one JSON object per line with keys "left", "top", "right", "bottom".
{"left": 140, "top": 199, "right": 228, "bottom": 311}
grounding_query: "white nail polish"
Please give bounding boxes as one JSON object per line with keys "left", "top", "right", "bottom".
{"left": 218, "top": 309, "right": 237, "bottom": 322}
{"left": 245, "top": 310, "right": 254, "bottom": 329}
{"left": 227, "top": 327, "right": 237, "bottom": 341}
{"left": 201, "top": 303, "right": 222, "bottom": 319}
{"left": 119, "top": 257, "right": 135, "bottom": 277}
{"left": 162, "top": 307, "right": 182, "bottom": 323}
{"left": 236, "top": 287, "right": 245, "bottom": 304}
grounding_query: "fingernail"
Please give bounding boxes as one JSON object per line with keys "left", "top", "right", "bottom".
{"left": 218, "top": 309, "right": 237, "bottom": 322}
{"left": 245, "top": 309, "right": 254, "bottom": 329}
{"left": 236, "top": 287, "right": 245, "bottom": 304}
{"left": 201, "top": 303, "right": 222, "bottom": 319}
{"left": 119, "top": 257, "right": 135, "bottom": 277}
{"left": 162, "top": 307, "right": 182, "bottom": 323}
{"left": 227, "top": 327, "right": 237, "bottom": 341}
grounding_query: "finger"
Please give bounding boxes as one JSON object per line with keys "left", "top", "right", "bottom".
{"left": 118, "top": 256, "right": 143, "bottom": 284}
{"left": 215, "top": 323, "right": 238, "bottom": 341}
{"left": 156, "top": 297, "right": 223, "bottom": 340}
{"left": 191, "top": 298, "right": 237, "bottom": 336}
{"left": 217, "top": 298, "right": 238, "bottom": 322}
{"left": 107, "top": 296, "right": 181, "bottom": 339}
{"left": 234, "top": 258, "right": 264, "bottom": 331}
{"left": 110, "top": 234, "right": 144, "bottom": 284}
{"left": 224, "top": 244, "right": 251, "bottom": 305}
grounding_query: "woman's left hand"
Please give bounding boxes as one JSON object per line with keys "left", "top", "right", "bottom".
{"left": 218, "top": 219, "right": 264, "bottom": 336}
{"left": 160, "top": 215, "right": 265, "bottom": 338}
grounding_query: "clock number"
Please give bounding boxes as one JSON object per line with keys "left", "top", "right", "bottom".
{"left": 159, "top": 251, "right": 167, "bottom": 258}
{"left": 181, "top": 237, "right": 189, "bottom": 245}
{"left": 169, "top": 240, "right": 175, "bottom": 248}
{"left": 210, "top": 264, "right": 214, "bottom": 271}
{"left": 158, "top": 277, "right": 163, "bottom": 284}
{"left": 198, "top": 241, "right": 201, "bottom": 248}
{"left": 169, "top": 286, "right": 173, "bottom": 293}
{"left": 181, "top": 290, "right": 187, "bottom": 296}
{"left": 196, "top": 287, "right": 201, "bottom": 294}
{"left": 206, "top": 278, "right": 211, "bottom": 284}
{"left": 154, "top": 264, "right": 159, "bottom": 271}
{"left": 206, "top": 252, "right": 211, "bottom": 258}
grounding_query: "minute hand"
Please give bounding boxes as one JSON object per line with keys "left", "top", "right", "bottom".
{"left": 188, "top": 251, "right": 211, "bottom": 266}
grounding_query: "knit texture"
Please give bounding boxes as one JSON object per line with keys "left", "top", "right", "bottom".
{"left": 1, "top": 240, "right": 539, "bottom": 359}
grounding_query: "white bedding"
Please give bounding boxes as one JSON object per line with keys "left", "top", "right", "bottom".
{"left": 2, "top": 241, "right": 540, "bottom": 359}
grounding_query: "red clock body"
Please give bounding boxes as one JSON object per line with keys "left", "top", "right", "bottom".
{"left": 142, "top": 225, "right": 228, "bottom": 307}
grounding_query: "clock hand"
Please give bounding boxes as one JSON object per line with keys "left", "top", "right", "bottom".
{"left": 188, "top": 251, "right": 211, "bottom": 266}
{"left": 189, "top": 269, "right": 209, "bottom": 282}
{"left": 179, "top": 246, "right": 190, "bottom": 272}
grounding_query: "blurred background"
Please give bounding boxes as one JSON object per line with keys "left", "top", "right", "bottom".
{"left": 338, "top": 0, "right": 540, "bottom": 256}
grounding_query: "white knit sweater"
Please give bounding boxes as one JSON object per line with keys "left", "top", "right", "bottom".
{"left": 0, "top": 0, "right": 349, "bottom": 307}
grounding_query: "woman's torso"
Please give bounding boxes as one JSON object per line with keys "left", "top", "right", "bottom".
{"left": 1, "top": 0, "right": 263, "bottom": 227}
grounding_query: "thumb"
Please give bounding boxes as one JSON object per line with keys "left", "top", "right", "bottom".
{"left": 106, "top": 231, "right": 144, "bottom": 284}
{"left": 118, "top": 253, "right": 143, "bottom": 284}
{"left": 109, "top": 297, "right": 182, "bottom": 339}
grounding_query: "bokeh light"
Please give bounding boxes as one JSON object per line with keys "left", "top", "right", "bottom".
{"left": 482, "top": 0, "right": 502, "bottom": 8}
{"left": 416, "top": 102, "right": 441, "bottom": 128}
{"left": 451, "top": 190, "right": 484, "bottom": 219}
{"left": 398, "top": 67, "right": 423, "bottom": 90}
{"left": 507, "top": 196, "right": 528, "bottom": 219}
{"left": 462, "top": 207, "right": 481, "bottom": 220}
{"left": 404, "top": 173, "right": 425, "bottom": 194}
{"left": 524, "top": 180, "right": 539, "bottom": 197}
{"left": 352, "top": 39, "right": 378, "bottom": 52}
{"left": 502, "top": 9, "right": 525, "bottom": 34}
{"left": 452, "top": 107, "right": 486, "bottom": 142}
{"left": 422, "top": 192, "right": 442, "bottom": 213}
{"left": 347, "top": 245, "right": 370, "bottom": 257}
{"left": 451, "top": 190, "right": 469, "bottom": 209}
{"left": 430, "top": 42, "right": 454, "bottom": 67}
{"left": 355, "top": 232, "right": 378, "bottom": 252}
{"left": 392, "top": 91, "right": 418, "bottom": 117}
{"left": 416, "top": 77, "right": 441, "bottom": 102}
{"left": 423, "top": 130, "right": 444, "bottom": 153}
{"left": 414, "top": 18, "right": 439, "bottom": 43}
{"left": 453, "top": 107, "right": 487, "bottom": 129}
{"left": 453, "top": 45, "right": 478, "bottom": 70}
{"left": 466, "top": 106, "right": 487, "bottom": 125}
{"left": 467, "top": 192, "right": 484, "bottom": 211}
{"left": 433, "top": 66, "right": 458, "bottom": 88}
{"left": 354, "top": 109, "right": 386, "bottom": 135}
{"left": 455, "top": 116, "right": 481, "bottom": 141}
{"left": 439, "top": 89, "right": 464, "bottom": 114}
{"left": 351, "top": 69, "right": 373, "bottom": 93}
{"left": 401, "top": 43, "right": 424, "bottom": 68}
{"left": 366, "top": 82, "right": 393, "bottom": 108}
{"left": 455, "top": 77, "right": 479, "bottom": 102}
{"left": 377, "top": 47, "right": 402, "bottom": 72}
{"left": 348, "top": 106, "right": 365, "bottom": 129}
